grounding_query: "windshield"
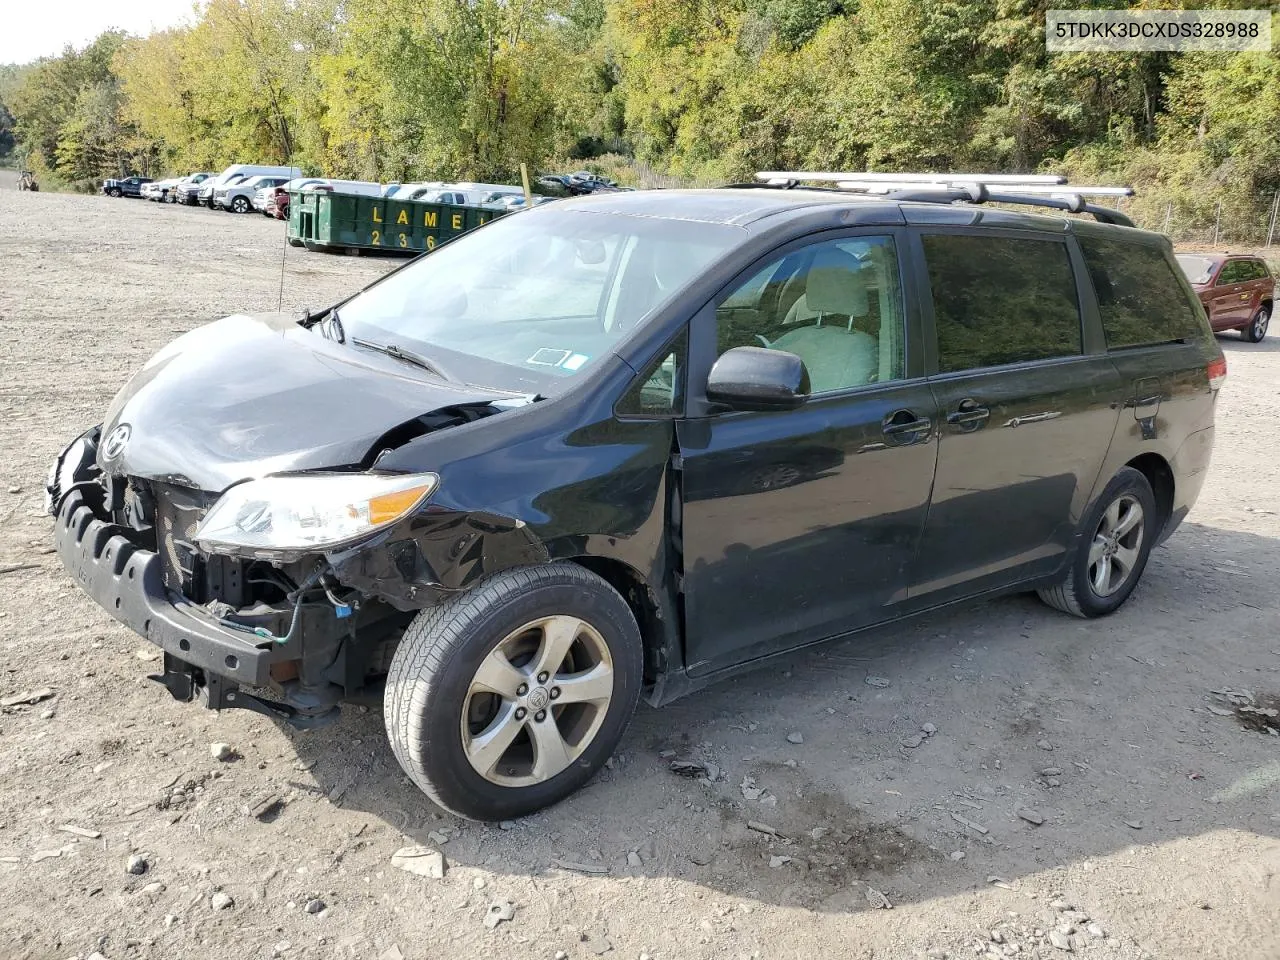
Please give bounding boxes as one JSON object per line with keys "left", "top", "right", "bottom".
{"left": 1175, "top": 255, "right": 1216, "bottom": 285}
{"left": 338, "top": 208, "right": 744, "bottom": 393}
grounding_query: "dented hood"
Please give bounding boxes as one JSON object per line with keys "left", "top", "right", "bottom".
{"left": 99, "top": 313, "right": 514, "bottom": 492}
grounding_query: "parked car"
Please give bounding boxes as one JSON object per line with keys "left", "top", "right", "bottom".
{"left": 215, "top": 174, "right": 292, "bottom": 213}
{"left": 143, "top": 178, "right": 183, "bottom": 202}
{"left": 252, "top": 186, "right": 275, "bottom": 214}
{"left": 102, "top": 176, "right": 153, "bottom": 198}
{"left": 199, "top": 164, "right": 301, "bottom": 208}
{"left": 498, "top": 194, "right": 556, "bottom": 211}
{"left": 48, "top": 184, "right": 1223, "bottom": 821}
{"left": 1175, "top": 252, "right": 1273, "bottom": 343}
{"left": 198, "top": 174, "right": 243, "bottom": 207}
{"left": 309, "top": 179, "right": 384, "bottom": 197}
{"left": 265, "top": 178, "right": 326, "bottom": 219}
{"left": 567, "top": 171, "right": 619, "bottom": 194}
{"left": 171, "top": 172, "right": 216, "bottom": 205}
{"left": 384, "top": 182, "right": 444, "bottom": 201}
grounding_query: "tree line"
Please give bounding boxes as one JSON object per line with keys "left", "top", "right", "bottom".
{"left": 2, "top": 0, "right": 1277, "bottom": 236}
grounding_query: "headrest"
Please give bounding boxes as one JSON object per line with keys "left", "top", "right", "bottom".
{"left": 805, "top": 248, "right": 869, "bottom": 316}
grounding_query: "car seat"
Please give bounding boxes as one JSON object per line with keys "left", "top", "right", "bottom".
{"left": 772, "top": 247, "right": 878, "bottom": 392}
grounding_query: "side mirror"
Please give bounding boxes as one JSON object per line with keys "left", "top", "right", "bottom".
{"left": 706, "top": 346, "right": 810, "bottom": 412}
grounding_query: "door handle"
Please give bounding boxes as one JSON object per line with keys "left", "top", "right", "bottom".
{"left": 1004, "top": 411, "right": 1061, "bottom": 428}
{"left": 945, "top": 401, "right": 990, "bottom": 426}
{"left": 882, "top": 415, "right": 932, "bottom": 437}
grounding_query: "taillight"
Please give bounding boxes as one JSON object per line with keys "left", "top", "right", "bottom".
{"left": 1207, "top": 355, "right": 1227, "bottom": 391}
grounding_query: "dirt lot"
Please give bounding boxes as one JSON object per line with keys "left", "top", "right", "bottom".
{"left": 1, "top": 183, "right": 1278, "bottom": 960}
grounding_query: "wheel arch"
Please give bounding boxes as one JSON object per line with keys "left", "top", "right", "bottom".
{"left": 1125, "top": 452, "right": 1174, "bottom": 536}
{"left": 568, "top": 555, "right": 677, "bottom": 697}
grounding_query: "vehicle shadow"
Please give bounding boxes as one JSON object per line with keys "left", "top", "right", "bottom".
{"left": 1217, "top": 331, "right": 1280, "bottom": 353}
{"left": 284, "top": 520, "right": 1280, "bottom": 915}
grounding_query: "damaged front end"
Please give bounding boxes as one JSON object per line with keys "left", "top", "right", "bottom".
{"left": 46, "top": 312, "right": 559, "bottom": 727}
{"left": 48, "top": 421, "right": 545, "bottom": 728}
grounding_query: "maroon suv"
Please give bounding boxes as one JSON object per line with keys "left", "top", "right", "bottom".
{"left": 1176, "top": 252, "right": 1273, "bottom": 342}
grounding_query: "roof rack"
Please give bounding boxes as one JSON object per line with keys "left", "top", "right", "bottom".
{"left": 750, "top": 171, "right": 1136, "bottom": 227}
{"left": 757, "top": 171, "right": 1069, "bottom": 186}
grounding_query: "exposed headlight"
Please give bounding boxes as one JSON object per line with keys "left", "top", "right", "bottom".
{"left": 194, "top": 472, "right": 438, "bottom": 555}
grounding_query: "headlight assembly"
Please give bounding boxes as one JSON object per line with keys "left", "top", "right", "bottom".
{"left": 194, "top": 472, "right": 438, "bottom": 556}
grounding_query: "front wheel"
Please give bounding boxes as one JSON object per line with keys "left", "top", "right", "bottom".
{"left": 232, "top": 196, "right": 249, "bottom": 213}
{"left": 384, "top": 564, "right": 643, "bottom": 821}
{"left": 1037, "top": 467, "right": 1157, "bottom": 618}
{"left": 109, "top": 188, "right": 122, "bottom": 198}
{"left": 1245, "top": 305, "right": 1270, "bottom": 343}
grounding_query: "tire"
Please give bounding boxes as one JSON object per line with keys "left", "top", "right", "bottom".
{"left": 232, "top": 196, "right": 249, "bottom": 213}
{"left": 1037, "top": 466, "right": 1158, "bottom": 618}
{"left": 109, "top": 188, "right": 122, "bottom": 198}
{"left": 384, "top": 563, "right": 643, "bottom": 821}
{"left": 1244, "top": 305, "right": 1270, "bottom": 343}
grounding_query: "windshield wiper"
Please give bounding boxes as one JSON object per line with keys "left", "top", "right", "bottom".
{"left": 325, "top": 310, "right": 345, "bottom": 343}
{"left": 351, "top": 337, "right": 456, "bottom": 382}
{"left": 301, "top": 305, "right": 345, "bottom": 343}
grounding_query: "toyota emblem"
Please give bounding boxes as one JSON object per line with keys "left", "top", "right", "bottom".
{"left": 102, "top": 423, "right": 132, "bottom": 461}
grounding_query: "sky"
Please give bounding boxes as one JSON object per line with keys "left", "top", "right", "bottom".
{"left": 2, "top": 0, "right": 197, "bottom": 65}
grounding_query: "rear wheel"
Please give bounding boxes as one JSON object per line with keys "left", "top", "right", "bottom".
{"left": 384, "top": 564, "right": 642, "bottom": 821}
{"left": 1037, "top": 467, "right": 1157, "bottom": 618}
{"left": 1245, "top": 305, "right": 1270, "bottom": 343}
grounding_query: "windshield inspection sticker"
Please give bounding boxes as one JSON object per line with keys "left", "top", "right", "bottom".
{"left": 528, "top": 348, "right": 572, "bottom": 367}
{"left": 561, "top": 353, "right": 589, "bottom": 371}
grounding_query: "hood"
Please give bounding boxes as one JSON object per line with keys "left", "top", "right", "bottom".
{"left": 99, "top": 313, "right": 516, "bottom": 492}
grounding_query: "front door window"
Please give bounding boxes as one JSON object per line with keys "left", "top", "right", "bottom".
{"left": 715, "top": 236, "right": 905, "bottom": 393}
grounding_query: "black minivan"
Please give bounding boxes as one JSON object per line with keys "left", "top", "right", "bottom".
{"left": 49, "top": 186, "right": 1223, "bottom": 820}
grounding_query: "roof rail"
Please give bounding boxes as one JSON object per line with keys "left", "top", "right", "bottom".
{"left": 835, "top": 180, "right": 1133, "bottom": 198}
{"left": 749, "top": 171, "right": 1136, "bottom": 227}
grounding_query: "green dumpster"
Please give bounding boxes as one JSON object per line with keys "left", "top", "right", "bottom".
{"left": 287, "top": 190, "right": 506, "bottom": 255}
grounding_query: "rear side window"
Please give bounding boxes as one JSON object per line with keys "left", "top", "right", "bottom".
{"left": 921, "top": 234, "right": 1082, "bottom": 374}
{"left": 1078, "top": 237, "right": 1203, "bottom": 349}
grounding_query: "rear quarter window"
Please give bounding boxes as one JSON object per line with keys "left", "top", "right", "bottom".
{"left": 1078, "top": 237, "right": 1204, "bottom": 349}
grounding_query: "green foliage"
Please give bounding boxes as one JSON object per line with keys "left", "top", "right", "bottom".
{"left": 0, "top": 64, "right": 30, "bottom": 161}
{"left": 9, "top": 32, "right": 158, "bottom": 189}
{"left": 3, "top": 0, "right": 1277, "bottom": 223}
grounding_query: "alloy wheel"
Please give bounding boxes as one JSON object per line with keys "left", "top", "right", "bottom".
{"left": 1254, "top": 308, "right": 1269, "bottom": 341}
{"left": 460, "top": 615, "right": 614, "bottom": 787}
{"left": 1088, "top": 494, "right": 1144, "bottom": 597}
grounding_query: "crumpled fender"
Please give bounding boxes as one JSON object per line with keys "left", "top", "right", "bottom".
{"left": 326, "top": 506, "right": 550, "bottom": 610}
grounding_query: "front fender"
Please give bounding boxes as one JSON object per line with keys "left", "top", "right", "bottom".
{"left": 327, "top": 507, "right": 551, "bottom": 611}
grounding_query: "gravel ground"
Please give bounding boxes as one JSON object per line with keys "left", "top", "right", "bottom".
{"left": 0, "top": 183, "right": 1278, "bottom": 960}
